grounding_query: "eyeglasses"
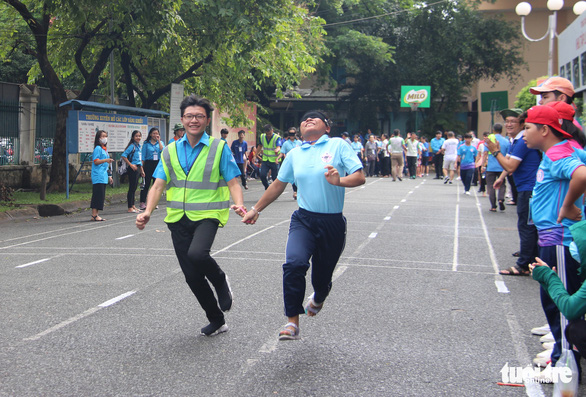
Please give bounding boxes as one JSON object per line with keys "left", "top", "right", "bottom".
{"left": 182, "top": 113, "right": 207, "bottom": 121}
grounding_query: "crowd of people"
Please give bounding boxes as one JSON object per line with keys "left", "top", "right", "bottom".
{"left": 88, "top": 78, "right": 586, "bottom": 385}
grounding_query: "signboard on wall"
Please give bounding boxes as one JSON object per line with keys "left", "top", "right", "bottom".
{"left": 68, "top": 111, "right": 149, "bottom": 153}
{"left": 558, "top": 12, "right": 586, "bottom": 92}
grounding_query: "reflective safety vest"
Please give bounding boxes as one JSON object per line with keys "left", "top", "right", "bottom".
{"left": 260, "top": 133, "right": 280, "bottom": 163}
{"left": 162, "top": 137, "right": 230, "bottom": 226}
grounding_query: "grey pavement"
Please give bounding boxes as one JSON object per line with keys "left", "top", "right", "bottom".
{"left": 0, "top": 176, "right": 582, "bottom": 396}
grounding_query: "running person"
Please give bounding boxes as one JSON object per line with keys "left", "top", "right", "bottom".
{"left": 238, "top": 110, "right": 365, "bottom": 340}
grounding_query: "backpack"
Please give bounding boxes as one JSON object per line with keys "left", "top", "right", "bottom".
{"left": 117, "top": 145, "right": 136, "bottom": 175}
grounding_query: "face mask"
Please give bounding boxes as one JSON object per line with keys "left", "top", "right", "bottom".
{"left": 99, "top": 138, "right": 108, "bottom": 145}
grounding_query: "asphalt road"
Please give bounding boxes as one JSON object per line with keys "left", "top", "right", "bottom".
{"left": 1, "top": 176, "right": 583, "bottom": 396}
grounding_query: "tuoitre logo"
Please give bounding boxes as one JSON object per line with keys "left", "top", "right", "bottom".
{"left": 404, "top": 89, "right": 428, "bottom": 103}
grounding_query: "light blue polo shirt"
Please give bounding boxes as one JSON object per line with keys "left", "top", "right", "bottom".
{"left": 142, "top": 140, "right": 164, "bottom": 161}
{"left": 152, "top": 133, "right": 241, "bottom": 182}
{"left": 485, "top": 134, "right": 510, "bottom": 172}
{"left": 91, "top": 146, "right": 110, "bottom": 184}
{"left": 278, "top": 135, "right": 363, "bottom": 214}
{"left": 280, "top": 139, "right": 301, "bottom": 155}
{"left": 121, "top": 143, "right": 142, "bottom": 165}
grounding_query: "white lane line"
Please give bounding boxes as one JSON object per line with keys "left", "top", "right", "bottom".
{"left": 15, "top": 258, "right": 52, "bottom": 268}
{"left": 452, "top": 184, "right": 461, "bottom": 272}
{"left": 495, "top": 280, "right": 509, "bottom": 293}
{"left": 368, "top": 232, "right": 377, "bottom": 239}
{"left": 115, "top": 234, "right": 135, "bottom": 240}
{"left": 384, "top": 216, "right": 391, "bottom": 220}
{"left": 393, "top": 205, "right": 400, "bottom": 209}
{"left": 98, "top": 291, "right": 136, "bottom": 307}
{"left": 24, "top": 291, "right": 136, "bottom": 341}
{"left": 400, "top": 199, "right": 406, "bottom": 203}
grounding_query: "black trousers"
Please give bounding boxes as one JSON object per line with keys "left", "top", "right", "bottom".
{"left": 236, "top": 163, "right": 247, "bottom": 187}
{"left": 167, "top": 216, "right": 226, "bottom": 324}
{"left": 127, "top": 167, "right": 140, "bottom": 208}
{"left": 433, "top": 153, "right": 443, "bottom": 178}
{"left": 507, "top": 174, "right": 518, "bottom": 203}
{"left": 140, "top": 160, "right": 158, "bottom": 203}
{"left": 260, "top": 161, "right": 279, "bottom": 189}
{"left": 566, "top": 320, "right": 586, "bottom": 360}
{"left": 90, "top": 183, "right": 107, "bottom": 210}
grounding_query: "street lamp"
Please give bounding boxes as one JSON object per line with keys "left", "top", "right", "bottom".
{"left": 515, "top": 0, "right": 564, "bottom": 77}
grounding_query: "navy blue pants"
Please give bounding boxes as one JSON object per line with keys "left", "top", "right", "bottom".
{"left": 516, "top": 191, "right": 538, "bottom": 269}
{"left": 539, "top": 245, "right": 581, "bottom": 366}
{"left": 460, "top": 168, "right": 474, "bottom": 192}
{"left": 260, "top": 161, "right": 279, "bottom": 190}
{"left": 283, "top": 209, "right": 346, "bottom": 317}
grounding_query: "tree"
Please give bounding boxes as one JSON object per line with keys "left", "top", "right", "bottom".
{"left": 312, "top": 0, "right": 525, "bottom": 133}
{"left": 0, "top": 0, "right": 326, "bottom": 190}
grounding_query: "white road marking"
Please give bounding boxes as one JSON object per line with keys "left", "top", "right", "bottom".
{"left": 369, "top": 232, "right": 377, "bottom": 239}
{"left": 115, "top": 234, "right": 135, "bottom": 240}
{"left": 384, "top": 216, "right": 391, "bottom": 220}
{"left": 393, "top": 205, "right": 400, "bottom": 209}
{"left": 452, "top": 203, "right": 459, "bottom": 272}
{"left": 24, "top": 291, "right": 136, "bottom": 341}
{"left": 494, "top": 281, "right": 509, "bottom": 293}
{"left": 15, "top": 258, "right": 52, "bottom": 268}
{"left": 401, "top": 199, "right": 406, "bottom": 203}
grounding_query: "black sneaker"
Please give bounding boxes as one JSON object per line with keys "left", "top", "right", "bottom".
{"left": 499, "top": 200, "right": 505, "bottom": 211}
{"left": 216, "top": 275, "right": 233, "bottom": 312}
{"left": 201, "top": 321, "right": 228, "bottom": 336}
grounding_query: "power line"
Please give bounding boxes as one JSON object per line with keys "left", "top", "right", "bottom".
{"left": 323, "top": 0, "right": 451, "bottom": 28}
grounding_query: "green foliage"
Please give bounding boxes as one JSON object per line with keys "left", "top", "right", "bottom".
{"left": 514, "top": 76, "right": 547, "bottom": 111}
{"left": 313, "top": 0, "right": 526, "bottom": 132}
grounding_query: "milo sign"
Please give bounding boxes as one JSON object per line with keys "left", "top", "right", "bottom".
{"left": 400, "top": 86, "right": 431, "bottom": 108}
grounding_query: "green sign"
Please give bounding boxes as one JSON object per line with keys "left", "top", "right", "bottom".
{"left": 400, "top": 86, "right": 431, "bottom": 108}
{"left": 480, "top": 91, "right": 508, "bottom": 112}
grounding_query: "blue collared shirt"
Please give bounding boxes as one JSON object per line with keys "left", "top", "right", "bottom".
{"left": 142, "top": 140, "right": 164, "bottom": 161}
{"left": 121, "top": 143, "right": 142, "bottom": 165}
{"left": 278, "top": 135, "right": 362, "bottom": 213}
{"left": 152, "top": 133, "right": 240, "bottom": 182}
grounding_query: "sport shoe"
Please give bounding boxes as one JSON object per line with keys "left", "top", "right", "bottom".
{"left": 216, "top": 275, "right": 233, "bottom": 312}
{"left": 201, "top": 322, "right": 228, "bottom": 336}
{"left": 540, "top": 332, "right": 554, "bottom": 343}
{"left": 139, "top": 202, "right": 146, "bottom": 210}
{"left": 448, "top": 181, "right": 453, "bottom": 184}
{"left": 542, "top": 342, "right": 554, "bottom": 350}
{"left": 465, "top": 191, "right": 471, "bottom": 195}
{"left": 531, "top": 324, "right": 550, "bottom": 336}
{"left": 536, "top": 349, "right": 553, "bottom": 359}
{"left": 532, "top": 356, "right": 551, "bottom": 368}
{"left": 530, "top": 364, "right": 554, "bottom": 383}
{"left": 444, "top": 177, "right": 449, "bottom": 184}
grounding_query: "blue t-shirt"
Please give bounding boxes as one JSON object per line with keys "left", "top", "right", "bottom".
{"left": 230, "top": 140, "right": 248, "bottom": 164}
{"left": 508, "top": 131, "right": 541, "bottom": 192}
{"left": 430, "top": 137, "right": 445, "bottom": 153}
{"left": 153, "top": 133, "right": 240, "bottom": 182}
{"left": 122, "top": 143, "right": 142, "bottom": 165}
{"left": 277, "top": 135, "right": 362, "bottom": 213}
{"left": 531, "top": 140, "right": 586, "bottom": 246}
{"left": 457, "top": 144, "right": 477, "bottom": 170}
{"left": 280, "top": 139, "right": 301, "bottom": 155}
{"left": 350, "top": 141, "right": 363, "bottom": 155}
{"left": 485, "top": 134, "right": 510, "bottom": 172}
{"left": 142, "top": 140, "right": 164, "bottom": 161}
{"left": 91, "top": 146, "right": 110, "bottom": 184}
{"left": 422, "top": 142, "right": 430, "bottom": 157}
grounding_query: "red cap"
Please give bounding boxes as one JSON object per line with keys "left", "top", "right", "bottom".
{"left": 526, "top": 106, "right": 573, "bottom": 139}
{"left": 530, "top": 77, "right": 575, "bottom": 97}
{"left": 546, "top": 101, "right": 575, "bottom": 121}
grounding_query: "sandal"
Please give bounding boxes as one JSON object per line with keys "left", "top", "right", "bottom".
{"left": 499, "top": 200, "right": 506, "bottom": 211}
{"left": 499, "top": 266, "right": 530, "bottom": 276}
{"left": 489, "top": 208, "right": 497, "bottom": 212}
{"left": 304, "top": 293, "right": 324, "bottom": 317}
{"left": 91, "top": 215, "right": 106, "bottom": 221}
{"left": 278, "top": 322, "right": 300, "bottom": 340}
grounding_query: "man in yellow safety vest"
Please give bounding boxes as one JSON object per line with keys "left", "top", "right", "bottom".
{"left": 136, "top": 94, "right": 245, "bottom": 337}
{"left": 259, "top": 124, "right": 281, "bottom": 190}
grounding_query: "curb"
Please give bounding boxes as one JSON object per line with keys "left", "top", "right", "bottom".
{"left": 0, "top": 193, "right": 128, "bottom": 223}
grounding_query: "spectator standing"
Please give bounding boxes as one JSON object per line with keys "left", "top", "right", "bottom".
{"left": 441, "top": 131, "right": 459, "bottom": 184}
{"left": 280, "top": 127, "right": 302, "bottom": 199}
{"left": 139, "top": 127, "right": 164, "bottom": 210}
{"left": 259, "top": 124, "right": 281, "bottom": 190}
{"left": 90, "top": 130, "right": 114, "bottom": 221}
{"left": 380, "top": 134, "right": 391, "bottom": 177}
{"left": 121, "top": 130, "right": 144, "bottom": 213}
{"left": 405, "top": 133, "right": 420, "bottom": 179}
{"left": 480, "top": 124, "right": 510, "bottom": 211}
{"left": 389, "top": 129, "right": 406, "bottom": 181}
{"left": 486, "top": 109, "right": 540, "bottom": 275}
{"left": 364, "top": 134, "right": 379, "bottom": 177}
{"left": 456, "top": 133, "right": 477, "bottom": 194}
{"left": 430, "top": 131, "right": 445, "bottom": 179}
{"left": 420, "top": 137, "right": 430, "bottom": 177}
{"left": 231, "top": 130, "right": 249, "bottom": 190}
{"left": 168, "top": 123, "right": 185, "bottom": 144}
